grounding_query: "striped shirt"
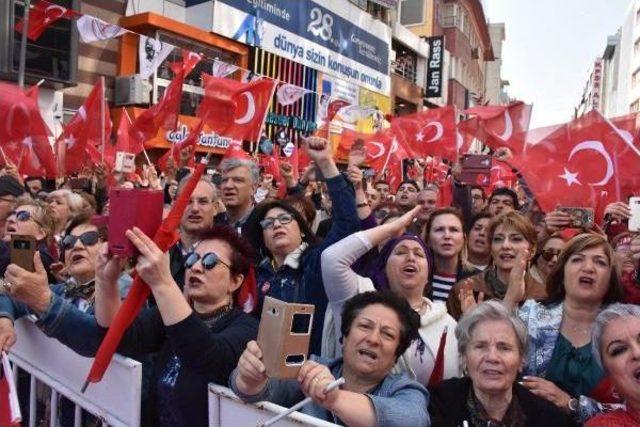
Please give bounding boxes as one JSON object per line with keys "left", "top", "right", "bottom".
{"left": 431, "top": 272, "right": 457, "bottom": 302}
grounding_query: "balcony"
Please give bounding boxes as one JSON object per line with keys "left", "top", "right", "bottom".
{"left": 391, "top": 56, "right": 418, "bottom": 83}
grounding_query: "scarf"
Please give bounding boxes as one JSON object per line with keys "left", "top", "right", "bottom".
{"left": 466, "top": 386, "right": 527, "bottom": 427}
{"left": 64, "top": 278, "right": 96, "bottom": 302}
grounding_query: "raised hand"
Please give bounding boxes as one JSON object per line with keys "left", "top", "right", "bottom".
{"left": 504, "top": 248, "right": 529, "bottom": 309}
{"left": 235, "top": 340, "right": 268, "bottom": 396}
{"left": 5, "top": 252, "right": 51, "bottom": 315}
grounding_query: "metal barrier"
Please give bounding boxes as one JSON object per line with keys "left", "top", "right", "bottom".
{"left": 208, "top": 384, "right": 340, "bottom": 427}
{"left": 7, "top": 318, "right": 142, "bottom": 427}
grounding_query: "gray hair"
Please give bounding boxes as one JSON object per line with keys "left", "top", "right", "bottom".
{"left": 591, "top": 303, "right": 640, "bottom": 368}
{"left": 456, "top": 300, "right": 529, "bottom": 367}
{"left": 219, "top": 158, "right": 260, "bottom": 185}
{"left": 176, "top": 175, "right": 216, "bottom": 199}
{"left": 48, "top": 189, "right": 85, "bottom": 215}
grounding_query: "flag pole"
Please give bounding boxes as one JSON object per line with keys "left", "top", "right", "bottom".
{"left": 17, "top": 0, "right": 31, "bottom": 88}
{"left": 100, "top": 76, "right": 106, "bottom": 163}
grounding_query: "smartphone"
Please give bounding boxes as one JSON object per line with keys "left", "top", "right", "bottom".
{"left": 558, "top": 207, "right": 595, "bottom": 229}
{"left": 69, "top": 177, "right": 90, "bottom": 191}
{"left": 629, "top": 197, "right": 640, "bottom": 232}
{"left": 257, "top": 297, "right": 315, "bottom": 379}
{"left": 10, "top": 234, "right": 36, "bottom": 272}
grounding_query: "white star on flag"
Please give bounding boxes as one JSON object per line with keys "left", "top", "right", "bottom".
{"left": 416, "top": 131, "right": 424, "bottom": 142}
{"left": 559, "top": 168, "right": 581, "bottom": 186}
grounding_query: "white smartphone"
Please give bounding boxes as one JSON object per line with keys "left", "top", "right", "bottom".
{"left": 629, "top": 197, "right": 640, "bottom": 232}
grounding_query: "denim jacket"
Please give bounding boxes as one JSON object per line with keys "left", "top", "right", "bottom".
{"left": 230, "top": 356, "right": 431, "bottom": 427}
{"left": 518, "top": 299, "right": 603, "bottom": 422}
{"left": 256, "top": 174, "right": 360, "bottom": 354}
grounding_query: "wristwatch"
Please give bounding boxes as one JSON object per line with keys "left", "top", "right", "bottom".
{"left": 567, "top": 397, "right": 578, "bottom": 414}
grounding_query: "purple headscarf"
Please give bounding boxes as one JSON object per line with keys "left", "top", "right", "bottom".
{"left": 369, "top": 232, "right": 432, "bottom": 292}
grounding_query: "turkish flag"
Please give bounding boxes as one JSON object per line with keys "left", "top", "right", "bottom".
{"left": 462, "top": 102, "right": 532, "bottom": 154}
{"left": 55, "top": 79, "right": 111, "bottom": 174}
{"left": 222, "top": 140, "right": 251, "bottom": 161}
{"left": 390, "top": 106, "right": 458, "bottom": 160}
{"left": 198, "top": 74, "right": 276, "bottom": 143}
{"left": 511, "top": 111, "right": 640, "bottom": 220}
{"left": 609, "top": 112, "right": 640, "bottom": 150}
{"left": 14, "top": 0, "right": 80, "bottom": 41}
{"left": 131, "top": 62, "right": 184, "bottom": 149}
{"left": 181, "top": 50, "right": 202, "bottom": 75}
{"left": 489, "top": 159, "right": 518, "bottom": 191}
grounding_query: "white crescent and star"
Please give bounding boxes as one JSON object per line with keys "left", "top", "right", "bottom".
{"left": 367, "top": 141, "right": 386, "bottom": 159}
{"left": 558, "top": 140, "right": 614, "bottom": 187}
{"left": 235, "top": 92, "right": 256, "bottom": 124}
{"left": 44, "top": 5, "right": 67, "bottom": 23}
{"left": 497, "top": 110, "right": 513, "bottom": 141}
{"left": 416, "top": 121, "right": 444, "bottom": 143}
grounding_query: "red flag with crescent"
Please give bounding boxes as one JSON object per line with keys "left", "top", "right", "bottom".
{"left": 198, "top": 74, "right": 276, "bottom": 143}
{"left": 462, "top": 102, "right": 532, "bottom": 154}
{"left": 15, "top": 0, "right": 81, "bottom": 41}
{"left": 511, "top": 111, "right": 640, "bottom": 220}
{"left": 390, "top": 106, "right": 458, "bottom": 160}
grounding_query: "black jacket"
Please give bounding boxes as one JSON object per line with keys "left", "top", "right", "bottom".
{"left": 429, "top": 377, "right": 577, "bottom": 427}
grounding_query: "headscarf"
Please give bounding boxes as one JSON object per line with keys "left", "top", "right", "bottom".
{"left": 369, "top": 232, "right": 432, "bottom": 292}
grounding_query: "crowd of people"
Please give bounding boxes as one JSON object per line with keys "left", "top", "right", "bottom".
{"left": 0, "top": 135, "right": 638, "bottom": 427}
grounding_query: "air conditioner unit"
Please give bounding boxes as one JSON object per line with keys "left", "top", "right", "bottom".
{"left": 114, "top": 75, "right": 151, "bottom": 106}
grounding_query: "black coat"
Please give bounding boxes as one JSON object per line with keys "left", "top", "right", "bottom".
{"left": 429, "top": 377, "right": 577, "bottom": 427}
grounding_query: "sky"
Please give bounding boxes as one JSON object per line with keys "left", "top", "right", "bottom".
{"left": 483, "top": 0, "right": 631, "bottom": 128}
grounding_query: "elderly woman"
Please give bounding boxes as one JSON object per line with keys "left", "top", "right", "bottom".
{"left": 231, "top": 291, "right": 430, "bottom": 427}
{"left": 504, "top": 233, "right": 624, "bottom": 422}
{"left": 586, "top": 304, "right": 640, "bottom": 426}
{"left": 47, "top": 189, "right": 86, "bottom": 243}
{"left": 0, "top": 195, "right": 56, "bottom": 277}
{"left": 321, "top": 206, "right": 459, "bottom": 385}
{"left": 449, "top": 211, "right": 545, "bottom": 320}
{"left": 0, "top": 225, "right": 258, "bottom": 426}
{"left": 245, "top": 137, "right": 360, "bottom": 355}
{"left": 429, "top": 300, "right": 574, "bottom": 426}
{"left": 423, "top": 207, "right": 478, "bottom": 305}
{"left": 529, "top": 233, "right": 567, "bottom": 285}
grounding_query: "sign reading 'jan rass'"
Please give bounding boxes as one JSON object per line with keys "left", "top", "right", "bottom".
{"left": 425, "top": 36, "right": 444, "bottom": 98}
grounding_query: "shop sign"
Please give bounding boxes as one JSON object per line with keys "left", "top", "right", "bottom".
{"left": 425, "top": 36, "right": 444, "bottom": 98}
{"left": 213, "top": 0, "right": 391, "bottom": 95}
{"left": 265, "top": 112, "right": 318, "bottom": 133}
{"left": 166, "top": 124, "right": 234, "bottom": 149}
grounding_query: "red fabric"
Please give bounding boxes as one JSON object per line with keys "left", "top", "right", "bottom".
{"left": 222, "top": 140, "right": 251, "bottom": 160}
{"left": 463, "top": 102, "right": 532, "bottom": 154}
{"left": 391, "top": 106, "right": 458, "bottom": 161}
{"left": 236, "top": 265, "right": 257, "bottom": 314}
{"left": 589, "top": 375, "right": 620, "bottom": 404}
{"left": 197, "top": 74, "right": 276, "bottom": 143}
{"left": 339, "top": 128, "right": 408, "bottom": 176}
{"left": 585, "top": 409, "right": 640, "bottom": 427}
{"left": 55, "top": 79, "right": 112, "bottom": 174}
{"left": 427, "top": 327, "right": 448, "bottom": 387}
{"left": 156, "top": 120, "right": 202, "bottom": 173}
{"left": 609, "top": 112, "right": 640, "bottom": 150}
{"left": 14, "top": 0, "right": 80, "bottom": 41}
{"left": 131, "top": 63, "right": 185, "bottom": 150}
{"left": 621, "top": 270, "right": 640, "bottom": 304}
{"left": 0, "top": 371, "right": 11, "bottom": 427}
{"left": 84, "top": 160, "right": 208, "bottom": 387}
{"left": 181, "top": 50, "right": 202, "bottom": 75}
{"left": 489, "top": 159, "right": 517, "bottom": 191}
{"left": 511, "top": 111, "right": 640, "bottom": 221}
{"left": 103, "top": 108, "right": 141, "bottom": 169}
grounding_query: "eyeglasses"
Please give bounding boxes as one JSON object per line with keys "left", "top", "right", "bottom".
{"left": 184, "top": 251, "right": 231, "bottom": 270}
{"left": 260, "top": 213, "right": 294, "bottom": 230}
{"left": 540, "top": 248, "right": 562, "bottom": 262}
{"left": 62, "top": 231, "right": 100, "bottom": 251}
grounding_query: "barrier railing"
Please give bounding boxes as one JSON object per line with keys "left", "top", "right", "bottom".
{"left": 208, "top": 383, "right": 340, "bottom": 427}
{"left": 7, "top": 318, "right": 142, "bottom": 427}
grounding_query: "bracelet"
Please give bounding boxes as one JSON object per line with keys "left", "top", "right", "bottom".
{"left": 356, "top": 202, "right": 369, "bottom": 208}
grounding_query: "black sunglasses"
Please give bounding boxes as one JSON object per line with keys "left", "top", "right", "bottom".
{"left": 540, "top": 248, "right": 562, "bottom": 262}
{"left": 184, "top": 251, "right": 231, "bottom": 271}
{"left": 10, "top": 210, "right": 34, "bottom": 222}
{"left": 260, "top": 213, "right": 294, "bottom": 230}
{"left": 62, "top": 231, "right": 101, "bottom": 251}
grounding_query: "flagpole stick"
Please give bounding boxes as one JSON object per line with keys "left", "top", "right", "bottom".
{"left": 17, "top": 0, "right": 31, "bottom": 88}
{"left": 0, "top": 147, "right": 8, "bottom": 165}
{"left": 100, "top": 76, "right": 106, "bottom": 163}
{"left": 141, "top": 147, "right": 153, "bottom": 168}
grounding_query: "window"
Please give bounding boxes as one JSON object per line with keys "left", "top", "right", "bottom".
{"left": 400, "top": 0, "right": 424, "bottom": 26}
{"left": 631, "top": 98, "right": 640, "bottom": 112}
{"left": 632, "top": 68, "right": 640, "bottom": 88}
{"left": 440, "top": 3, "right": 459, "bottom": 28}
{"left": 1, "top": 0, "right": 78, "bottom": 84}
{"left": 154, "top": 32, "right": 240, "bottom": 117}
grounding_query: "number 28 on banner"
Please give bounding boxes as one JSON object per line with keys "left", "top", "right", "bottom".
{"left": 307, "top": 7, "right": 334, "bottom": 42}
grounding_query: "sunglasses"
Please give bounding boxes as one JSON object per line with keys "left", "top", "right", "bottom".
{"left": 540, "top": 248, "right": 562, "bottom": 262}
{"left": 260, "top": 213, "right": 294, "bottom": 230}
{"left": 184, "top": 251, "right": 231, "bottom": 270}
{"left": 62, "top": 231, "right": 100, "bottom": 251}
